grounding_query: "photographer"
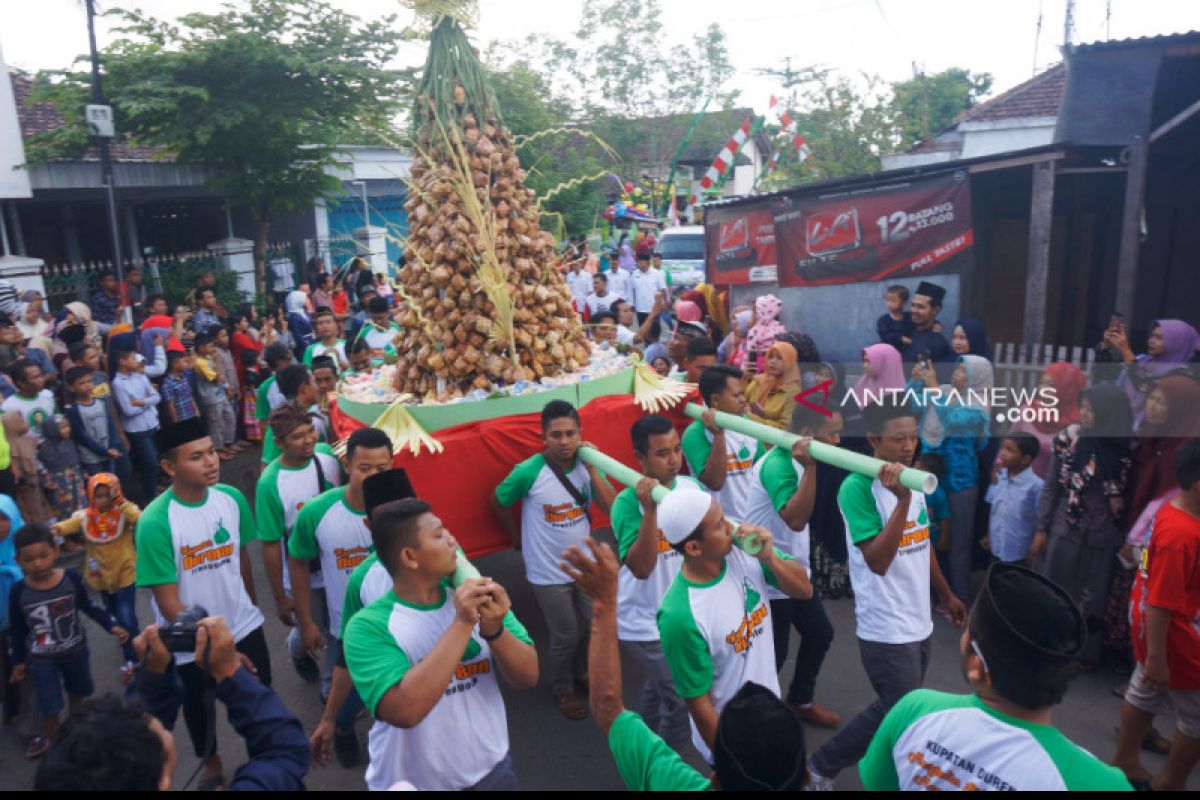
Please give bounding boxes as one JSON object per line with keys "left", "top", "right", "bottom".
{"left": 34, "top": 617, "right": 308, "bottom": 791}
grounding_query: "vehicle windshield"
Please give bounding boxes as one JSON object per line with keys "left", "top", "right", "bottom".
{"left": 659, "top": 234, "right": 704, "bottom": 261}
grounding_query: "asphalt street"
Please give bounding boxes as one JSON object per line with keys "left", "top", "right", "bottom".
{"left": 1, "top": 447, "right": 1194, "bottom": 790}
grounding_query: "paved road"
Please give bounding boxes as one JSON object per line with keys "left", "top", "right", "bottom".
{"left": 1, "top": 447, "right": 1193, "bottom": 789}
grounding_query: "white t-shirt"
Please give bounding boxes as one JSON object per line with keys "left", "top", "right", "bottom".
{"left": 2, "top": 390, "right": 55, "bottom": 442}
{"left": 657, "top": 547, "right": 787, "bottom": 761}
{"left": 609, "top": 476, "right": 702, "bottom": 642}
{"left": 135, "top": 485, "right": 265, "bottom": 664}
{"left": 344, "top": 587, "right": 533, "bottom": 790}
{"left": 288, "top": 486, "right": 373, "bottom": 634}
{"left": 680, "top": 421, "right": 765, "bottom": 524}
{"left": 361, "top": 323, "right": 402, "bottom": 356}
{"left": 839, "top": 473, "right": 934, "bottom": 644}
{"left": 616, "top": 325, "right": 637, "bottom": 346}
{"left": 304, "top": 339, "right": 347, "bottom": 367}
{"left": 743, "top": 448, "right": 812, "bottom": 600}
{"left": 494, "top": 454, "right": 594, "bottom": 586}
{"left": 631, "top": 268, "right": 668, "bottom": 313}
{"left": 566, "top": 270, "right": 594, "bottom": 304}
{"left": 585, "top": 291, "right": 621, "bottom": 317}
{"left": 606, "top": 271, "right": 632, "bottom": 301}
{"left": 254, "top": 448, "right": 343, "bottom": 592}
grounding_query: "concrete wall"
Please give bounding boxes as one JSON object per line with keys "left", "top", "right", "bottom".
{"left": 730, "top": 273, "right": 962, "bottom": 364}
{"left": 958, "top": 118, "right": 1056, "bottom": 160}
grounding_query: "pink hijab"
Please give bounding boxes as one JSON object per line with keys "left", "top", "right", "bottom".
{"left": 674, "top": 300, "right": 703, "bottom": 323}
{"left": 745, "top": 294, "right": 786, "bottom": 354}
{"left": 855, "top": 343, "right": 907, "bottom": 408}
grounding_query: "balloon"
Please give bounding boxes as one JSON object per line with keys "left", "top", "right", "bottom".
{"left": 632, "top": 187, "right": 644, "bottom": 197}
{"left": 623, "top": 182, "right": 634, "bottom": 193}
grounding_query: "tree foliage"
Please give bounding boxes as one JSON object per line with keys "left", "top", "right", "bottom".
{"left": 26, "top": 0, "right": 405, "bottom": 297}
{"left": 891, "top": 67, "right": 993, "bottom": 144}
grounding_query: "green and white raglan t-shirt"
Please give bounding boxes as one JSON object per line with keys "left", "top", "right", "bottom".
{"left": 743, "top": 447, "right": 811, "bottom": 600}
{"left": 495, "top": 453, "right": 593, "bottom": 586}
{"left": 610, "top": 475, "right": 703, "bottom": 642}
{"left": 339, "top": 552, "right": 391, "bottom": 640}
{"left": 680, "top": 419, "right": 765, "bottom": 521}
{"left": 839, "top": 472, "right": 933, "bottom": 644}
{"left": 303, "top": 338, "right": 347, "bottom": 367}
{"left": 135, "top": 484, "right": 264, "bottom": 665}
{"left": 608, "top": 710, "right": 711, "bottom": 791}
{"left": 359, "top": 322, "right": 402, "bottom": 360}
{"left": 344, "top": 586, "right": 534, "bottom": 790}
{"left": 288, "top": 486, "right": 372, "bottom": 636}
{"left": 255, "top": 444, "right": 343, "bottom": 592}
{"left": 859, "top": 689, "right": 1132, "bottom": 791}
{"left": 656, "top": 546, "right": 791, "bottom": 761}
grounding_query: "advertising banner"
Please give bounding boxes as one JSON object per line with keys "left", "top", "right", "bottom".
{"left": 773, "top": 169, "right": 974, "bottom": 287}
{"left": 703, "top": 201, "right": 778, "bottom": 285}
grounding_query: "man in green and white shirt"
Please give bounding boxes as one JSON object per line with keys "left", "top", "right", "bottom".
{"left": 655, "top": 484, "right": 812, "bottom": 763}
{"left": 861, "top": 562, "right": 1131, "bottom": 791}
{"left": 256, "top": 403, "right": 343, "bottom": 685}
{"left": 490, "top": 399, "right": 615, "bottom": 719}
{"left": 740, "top": 404, "right": 842, "bottom": 729}
{"left": 260, "top": 364, "right": 328, "bottom": 465}
{"left": 808, "top": 400, "right": 966, "bottom": 788}
{"left": 610, "top": 415, "right": 701, "bottom": 752}
{"left": 135, "top": 417, "right": 266, "bottom": 788}
{"left": 302, "top": 309, "right": 347, "bottom": 368}
{"left": 561, "top": 538, "right": 808, "bottom": 791}
{"left": 356, "top": 296, "right": 403, "bottom": 363}
{"left": 255, "top": 343, "right": 294, "bottom": 463}
{"left": 681, "top": 365, "right": 766, "bottom": 521}
{"left": 344, "top": 498, "right": 539, "bottom": 790}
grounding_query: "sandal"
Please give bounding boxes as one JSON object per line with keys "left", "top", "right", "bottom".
{"left": 1111, "top": 684, "right": 1128, "bottom": 699}
{"left": 1143, "top": 729, "right": 1172, "bottom": 755}
{"left": 24, "top": 735, "right": 50, "bottom": 759}
{"left": 553, "top": 691, "right": 588, "bottom": 721}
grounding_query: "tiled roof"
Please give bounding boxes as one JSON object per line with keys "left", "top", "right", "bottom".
{"left": 956, "top": 63, "right": 1066, "bottom": 124}
{"left": 9, "top": 72, "right": 171, "bottom": 163}
{"left": 1071, "top": 30, "right": 1200, "bottom": 54}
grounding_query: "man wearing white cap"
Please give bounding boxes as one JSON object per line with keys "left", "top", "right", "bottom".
{"left": 655, "top": 485, "right": 813, "bottom": 762}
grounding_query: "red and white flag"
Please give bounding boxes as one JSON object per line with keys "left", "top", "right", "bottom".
{"left": 689, "top": 117, "right": 754, "bottom": 207}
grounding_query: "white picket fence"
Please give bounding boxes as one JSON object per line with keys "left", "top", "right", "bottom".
{"left": 991, "top": 341, "right": 1096, "bottom": 392}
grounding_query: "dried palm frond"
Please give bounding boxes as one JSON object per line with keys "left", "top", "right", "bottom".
{"left": 373, "top": 398, "right": 445, "bottom": 457}
{"left": 633, "top": 361, "right": 694, "bottom": 413}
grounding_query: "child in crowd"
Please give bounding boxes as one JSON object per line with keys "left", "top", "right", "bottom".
{"left": 373, "top": 272, "right": 394, "bottom": 305}
{"left": 0, "top": 502, "right": 24, "bottom": 729}
{"left": 193, "top": 330, "right": 237, "bottom": 461}
{"left": 160, "top": 349, "right": 198, "bottom": 424}
{"left": 213, "top": 327, "right": 245, "bottom": 452}
{"left": 241, "top": 349, "right": 264, "bottom": 442}
{"left": 37, "top": 416, "right": 86, "bottom": 530}
{"left": 650, "top": 356, "right": 671, "bottom": 377}
{"left": 111, "top": 348, "right": 161, "bottom": 506}
{"left": 51, "top": 474, "right": 141, "bottom": 682}
{"left": 63, "top": 367, "right": 122, "bottom": 479}
{"left": 8, "top": 524, "right": 128, "bottom": 759}
{"left": 984, "top": 433, "right": 1042, "bottom": 564}
{"left": 876, "top": 285, "right": 914, "bottom": 352}
{"left": 2, "top": 360, "right": 55, "bottom": 444}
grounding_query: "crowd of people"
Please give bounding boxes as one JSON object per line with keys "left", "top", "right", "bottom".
{"left": 0, "top": 251, "right": 1196, "bottom": 791}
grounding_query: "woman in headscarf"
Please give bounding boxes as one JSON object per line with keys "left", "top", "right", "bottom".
{"left": 950, "top": 318, "right": 989, "bottom": 358}
{"left": 998, "top": 362, "right": 1086, "bottom": 479}
{"left": 717, "top": 306, "right": 752, "bottom": 367}
{"left": 1106, "top": 318, "right": 1200, "bottom": 425}
{"left": 691, "top": 284, "right": 728, "bottom": 339}
{"left": 744, "top": 294, "right": 786, "bottom": 374}
{"left": 15, "top": 300, "right": 49, "bottom": 341}
{"left": 1031, "top": 382, "right": 1133, "bottom": 667}
{"left": 1102, "top": 374, "right": 1200, "bottom": 675}
{"left": 285, "top": 289, "right": 315, "bottom": 361}
{"left": 744, "top": 341, "right": 801, "bottom": 431}
{"left": 855, "top": 343, "right": 907, "bottom": 408}
{"left": 911, "top": 354, "right": 993, "bottom": 602}
{"left": 38, "top": 415, "right": 86, "bottom": 528}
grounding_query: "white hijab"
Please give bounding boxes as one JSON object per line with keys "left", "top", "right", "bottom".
{"left": 285, "top": 290, "right": 309, "bottom": 317}
{"left": 921, "top": 355, "right": 993, "bottom": 449}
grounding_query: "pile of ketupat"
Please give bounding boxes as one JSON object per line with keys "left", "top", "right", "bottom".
{"left": 394, "top": 4, "right": 590, "bottom": 401}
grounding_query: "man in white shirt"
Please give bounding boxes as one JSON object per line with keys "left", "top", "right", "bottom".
{"left": 585, "top": 273, "right": 621, "bottom": 318}
{"left": 631, "top": 253, "right": 668, "bottom": 324}
{"left": 565, "top": 259, "right": 594, "bottom": 307}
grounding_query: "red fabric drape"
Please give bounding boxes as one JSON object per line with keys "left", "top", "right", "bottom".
{"left": 329, "top": 391, "right": 696, "bottom": 558}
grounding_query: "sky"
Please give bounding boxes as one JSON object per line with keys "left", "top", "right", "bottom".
{"left": 2, "top": 0, "right": 1197, "bottom": 110}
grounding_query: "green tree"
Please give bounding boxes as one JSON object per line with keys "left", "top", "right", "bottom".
{"left": 26, "top": 0, "right": 404, "bottom": 299}
{"left": 891, "top": 67, "right": 993, "bottom": 145}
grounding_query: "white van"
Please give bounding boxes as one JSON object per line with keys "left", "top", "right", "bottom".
{"left": 657, "top": 225, "right": 706, "bottom": 288}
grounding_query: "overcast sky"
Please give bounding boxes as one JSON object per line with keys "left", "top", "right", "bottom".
{"left": 3, "top": 0, "right": 1196, "bottom": 108}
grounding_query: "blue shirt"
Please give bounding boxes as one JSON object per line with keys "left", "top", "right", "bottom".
{"left": 985, "top": 467, "right": 1043, "bottom": 562}
{"left": 161, "top": 371, "right": 199, "bottom": 420}
{"left": 112, "top": 372, "right": 161, "bottom": 433}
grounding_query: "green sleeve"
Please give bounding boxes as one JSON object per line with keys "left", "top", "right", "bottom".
{"left": 754, "top": 439, "right": 768, "bottom": 463}
{"left": 288, "top": 488, "right": 342, "bottom": 562}
{"left": 344, "top": 597, "right": 413, "bottom": 717}
{"left": 255, "top": 376, "right": 274, "bottom": 421}
{"left": 339, "top": 553, "right": 378, "bottom": 640}
{"left": 839, "top": 473, "right": 884, "bottom": 545}
{"left": 760, "top": 547, "right": 794, "bottom": 589}
{"left": 679, "top": 421, "right": 712, "bottom": 477}
{"left": 760, "top": 449, "right": 800, "bottom": 514}
{"left": 500, "top": 610, "right": 534, "bottom": 646}
{"left": 656, "top": 579, "right": 712, "bottom": 699}
{"left": 609, "top": 711, "right": 710, "bottom": 791}
{"left": 254, "top": 463, "right": 285, "bottom": 543}
{"left": 609, "top": 488, "right": 643, "bottom": 561}
{"left": 260, "top": 428, "right": 279, "bottom": 465}
{"left": 214, "top": 484, "right": 257, "bottom": 545}
{"left": 1030, "top": 727, "right": 1135, "bottom": 791}
{"left": 302, "top": 342, "right": 316, "bottom": 366}
{"left": 494, "top": 454, "right": 544, "bottom": 508}
{"left": 859, "top": 691, "right": 913, "bottom": 790}
{"left": 135, "top": 500, "right": 179, "bottom": 587}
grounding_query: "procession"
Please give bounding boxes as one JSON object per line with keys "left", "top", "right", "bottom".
{"left": 0, "top": 0, "right": 1198, "bottom": 791}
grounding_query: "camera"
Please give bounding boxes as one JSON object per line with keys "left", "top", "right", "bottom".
{"left": 161, "top": 605, "right": 209, "bottom": 653}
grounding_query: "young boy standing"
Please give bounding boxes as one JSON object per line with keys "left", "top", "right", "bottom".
{"left": 876, "top": 284, "right": 914, "bottom": 352}
{"left": 655, "top": 485, "right": 812, "bottom": 763}
{"left": 8, "top": 524, "right": 128, "bottom": 758}
{"left": 160, "top": 350, "right": 199, "bottom": 424}
{"left": 491, "top": 400, "right": 616, "bottom": 720}
{"left": 985, "top": 433, "right": 1042, "bottom": 564}
{"left": 63, "top": 367, "right": 122, "bottom": 478}
{"left": 111, "top": 348, "right": 161, "bottom": 505}
{"left": 2, "top": 360, "right": 55, "bottom": 443}
{"left": 807, "top": 400, "right": 965, "bottom": 788}
{"left": 344, "top": 498, "right": 539, "bottom": 790}
{"left": 1113, "top": 439, "right": 1200, "bottom": 790}
{"left": 193, "top": 331, "right": 237, "bottom": 461}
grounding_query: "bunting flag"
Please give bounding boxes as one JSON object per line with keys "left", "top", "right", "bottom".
{"left": 768, "top": 94, "right": 812, "bottom": 161}
{"left": 689, "top": 116, "right": 755, "bottom": 207}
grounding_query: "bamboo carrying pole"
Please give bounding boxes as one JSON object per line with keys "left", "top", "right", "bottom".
{"left": 681, "top": 404, "right": 938, "bottom": 494}
{"left": 578, "top": 446, "right": 764, "bottom": 555}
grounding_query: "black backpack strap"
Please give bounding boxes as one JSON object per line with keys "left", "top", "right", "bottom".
{"left": 542, "top": 450, "right": 589, "bottom": 509}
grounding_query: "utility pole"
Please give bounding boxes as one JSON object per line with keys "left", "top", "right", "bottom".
{"left": 1063, "top": 0, "right": 1076, "bottom": 48}
{"left": 84, "top": 0, "right": 125, "bottom": 286}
